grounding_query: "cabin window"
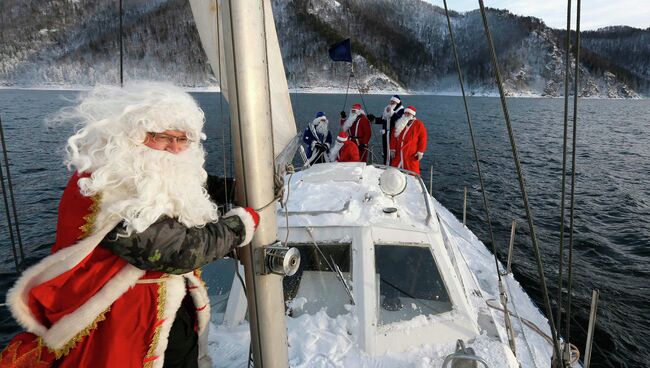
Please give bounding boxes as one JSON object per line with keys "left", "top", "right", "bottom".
{"left": 283, "top": 243, "right": 353, "bottom": 318}
{"left": 375, "top": 244, "right": 452, "bottom": 325}
{"left": 202, "top": 258, "right": 237, "bottom": 325}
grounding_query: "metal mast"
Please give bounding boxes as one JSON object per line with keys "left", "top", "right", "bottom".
{"left": 221, "top": 0, "right": 289, "bottom": 367}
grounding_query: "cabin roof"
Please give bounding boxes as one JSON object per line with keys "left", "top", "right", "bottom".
{"left": 277, "top": 162, "right": 437, "bottom": 232}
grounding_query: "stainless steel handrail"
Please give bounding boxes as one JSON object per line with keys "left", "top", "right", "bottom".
{"left": 442, "top": 352, "right": 490, "bottom": 368}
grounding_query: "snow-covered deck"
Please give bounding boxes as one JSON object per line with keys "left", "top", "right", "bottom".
{"left": 205, "top": 163, "right": 557, "bottom": 367}
{"left": 279, "top": 162, "right": 436, "bottom": 232}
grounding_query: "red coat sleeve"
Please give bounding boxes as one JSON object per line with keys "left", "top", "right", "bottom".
{"left": 416, "top": 120, "right": 427, "bottom": 154}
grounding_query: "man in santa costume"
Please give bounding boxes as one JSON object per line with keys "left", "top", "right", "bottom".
{"left": 329, "top": 132, "right": 360, "bottom": 163}
{"left": 0, "top": 82, "right": 258, "bottom": 368}
{"left": 302, "top": 111, "right": 332, "bottom": 165}
{"left": 340, "top": 103, "right": 371, "bottom": 162}
{"left": 368, "top": 95, "right": 405, "bottom": 165}
{"left": 389, "top": 106, "right": 427, "bottom": 174}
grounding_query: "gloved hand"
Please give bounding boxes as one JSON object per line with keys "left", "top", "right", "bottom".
{"left": 415, "top": 152, "right": 423, "bottom": 161}
{"left": 367, "top": 114, "right": 376, "bottom": 122}
{"left": 340, "top": 111, "right": 347, "bottom": 119}
{"left": 389, "top": 150, "right": 395, "bottom": 160}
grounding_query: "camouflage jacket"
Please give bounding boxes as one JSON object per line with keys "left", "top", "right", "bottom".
{"left": 100, "top": 176, "right": 245, "bottom": 274}
{"left": 100, "top": 215, "right": 245, "bottom": 275}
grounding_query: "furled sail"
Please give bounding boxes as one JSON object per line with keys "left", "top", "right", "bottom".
{"left": 188, "top": 0, "right": 298, "bottom": 160}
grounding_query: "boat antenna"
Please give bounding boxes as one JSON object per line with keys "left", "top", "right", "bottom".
{"left": 0, "top": 115, "right": 24, "bottom": 272}
{"left": 477, "top": 0, "right": 563, "bottom": 364}
{"left": 565, "top": 0, "right": 582, "bottom": 362}
{"left": 441, "top": 0, "right": 516, "bottom": 354}
{"left": 118, "top": 0, "right": 124, "bottom": 87}
{"left": 556, "top": 0, "right": 572, "bottom": 355}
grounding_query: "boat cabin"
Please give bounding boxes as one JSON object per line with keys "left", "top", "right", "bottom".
{"left": 206, "top": 163, "right": 485, "bottom": 355}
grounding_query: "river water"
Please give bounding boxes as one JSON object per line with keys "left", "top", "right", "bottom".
{"left": 0, "top": 89, "right": 648, "bottom": 367}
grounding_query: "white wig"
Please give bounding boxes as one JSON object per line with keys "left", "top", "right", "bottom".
{"left": 50, "top": 81, "right": 219, "bottom": 234}
{"left": 54, "top": 81, "right": 207, "bottom": 173}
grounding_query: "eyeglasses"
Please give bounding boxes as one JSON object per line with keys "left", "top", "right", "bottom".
{"left": 147, "top": 132, "right": 193, "bottom": 147}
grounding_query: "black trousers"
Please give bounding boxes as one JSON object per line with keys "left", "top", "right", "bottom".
{"left": 163, "top": 295, "right": 199, "bottom": 368}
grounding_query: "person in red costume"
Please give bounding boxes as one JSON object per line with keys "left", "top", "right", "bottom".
{"left": 340, "top": 103, "right": 371, "bottom": 162}
{"left": 389, "top": 106, "right": 427, "bottom": 174}
{"left": 329, "top": 132, "right": 360, "bottom": 162}
{"left": 0, "top": 82, "right": 259, "bottom": 368}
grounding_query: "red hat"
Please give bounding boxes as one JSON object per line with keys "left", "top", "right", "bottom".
{"left": 352, "top": 103, "right": 362, "bottom": 110}
{"left": 337, "top": 131, "right": 348, "bottom": 141}
{"left": 404, "top": 106, "right": 416, "bottom": 116}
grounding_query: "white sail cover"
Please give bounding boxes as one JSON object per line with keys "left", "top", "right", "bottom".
{"left": 189, "top": 0, "right": 297, "bottom": 158}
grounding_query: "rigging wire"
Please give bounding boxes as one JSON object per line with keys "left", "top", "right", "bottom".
{"left": 350, "top": 71, "right": 381, "bottom": 163}
{"left": 338, "top": 4, "right": 378, "bottom": 164}
{"left": 119, "top": 0, "right": 123, "bottom": 87}
{"left": 341, "top": 70, "right": 352, "bottom": 113}
{"left": 340, "top": 1, "right": 353, "bottom": 114}
{"left": 440, "top": 213, "right": 543, "bottom": 366}
{"left": 439, "top": 209, "right": 540, "bottom": 366}
{"left": 566, "top": 0, "right": 582, "bottom": 356}
{"left": 0, "top": 115, "right": 23, "bottom": 271}
{"left": 502, "top": 275, "right": 540, "bottom": 368}
{"left": 557, "top": 0, "right": 573, "bottom": 342}
{"left": 441, "top": 0, "right": 500, "bottom": 289}
{"left": 441, "top": 0, "right": 517, "bottom": 353}
{"left": 476, "top": 0, "right": 563, "bottom": 364}
{"left": 485, "top": 299, "right": 581, "bottom": 365}
{"left": 214, "top": 0, "right": 230, "bottom": 210}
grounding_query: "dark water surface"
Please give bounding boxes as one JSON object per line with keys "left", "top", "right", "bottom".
{"left": 0, "top": 90, "right": 648, "bottom": 367}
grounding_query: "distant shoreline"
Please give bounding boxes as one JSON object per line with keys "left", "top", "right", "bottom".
{"left": 0, "top": 85, "right": 644, "bottom": 99}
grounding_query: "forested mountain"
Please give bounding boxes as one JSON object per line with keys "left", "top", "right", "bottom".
{"left": 0, "top": 0, "right": 648, "bottom": 97}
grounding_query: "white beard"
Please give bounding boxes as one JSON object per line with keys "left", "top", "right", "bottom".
{"left": 315, "top": 120, "right": 329, "bottom": 136}
{"left": 78, "top": 144, "right": 218, "bottom": 235}
{"left": 382, "top": 104, "right": 394, "bottom": 121}
{"left": 394, "top": 115, "right": 412, "bottom": 137}
{"left": 329, "top": 141, "right": 344, "bottom": 162}
{"left": 342, "top": 110, "right": 362, "bottom": 132}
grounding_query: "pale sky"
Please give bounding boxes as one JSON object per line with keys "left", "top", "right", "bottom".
{"left": 424, "top": 0, "right": 650, "bottom": 30}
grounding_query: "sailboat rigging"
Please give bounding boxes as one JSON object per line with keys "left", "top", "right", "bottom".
{"left": 189, "top": 0, "right": 587, "bottom": 367}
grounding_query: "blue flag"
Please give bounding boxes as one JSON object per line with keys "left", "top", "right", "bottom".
{"left": 328, "top": 38, "right": 352, "bottom": 62}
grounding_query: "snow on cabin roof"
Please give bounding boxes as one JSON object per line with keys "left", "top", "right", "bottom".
{"left": 277, "top": 162, "right": 438, "bottom": 232}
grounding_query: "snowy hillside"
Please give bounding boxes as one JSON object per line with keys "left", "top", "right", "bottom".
{"left": 0, "top": 0, "right": 648, "bottom": 97}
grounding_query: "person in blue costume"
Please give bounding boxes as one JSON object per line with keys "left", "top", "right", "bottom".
{"left": 302, "top": 111, "right": 333, "bottom": 165}
{"left": 367, "top": 95, "right": 405, "bottom": 165}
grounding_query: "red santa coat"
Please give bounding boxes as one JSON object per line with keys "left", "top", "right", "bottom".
{"left": 1, "top": 172, "right": 213, "bottom": 368}
{"left": 336, "top": 140, "right": 361, "bottom": 162}
{"left": 342, "top": 115, "right": 371, "bottom": 162}
{"left": 390, "top": 119, "right": 427, "bottom": 174}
